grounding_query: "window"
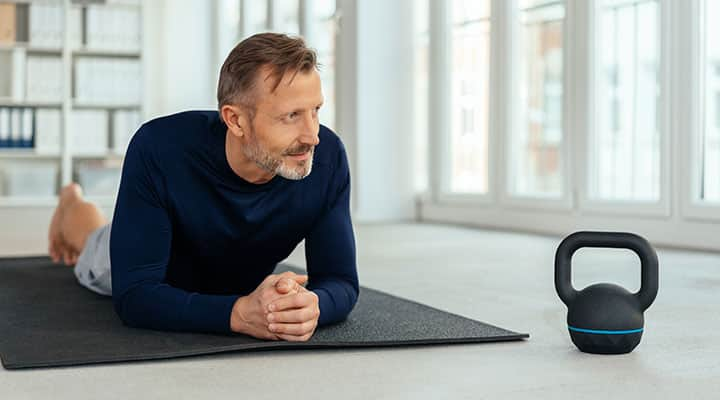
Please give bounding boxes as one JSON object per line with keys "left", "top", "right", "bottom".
{"left": 702, "top": 0, "right": 720, "bottom": 202}
{"left": 310, "top": 0, "right": 337, "bottom": 130}
{"left": 245, "top": 0, "right": 268, "bottom": 36}
{"left": 273, "top": 0, "right": 299, "bottom": 35}
{"left": 421, "top": 0, "right": 720, "bottom": 251}
{"left": 511, "top": 0, "right": 565, "bottom": 198}
{"left": 449, "top": 0, "right": 491, "bottom": 194}
{"left": 414, "top": 0, "right": 429, "bottom": 194}
{"left": 591, "top": 0, "right": 660, "bottom": 202}
{"left": 235, "top": 1, "right": 337, "bottom": 130}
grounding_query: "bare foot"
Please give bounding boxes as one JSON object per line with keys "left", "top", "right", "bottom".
{"left": 48, "top": 183, "right": 84, "bottom": 266}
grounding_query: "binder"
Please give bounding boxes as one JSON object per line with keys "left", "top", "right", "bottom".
{"left": 35, "top": 108, "right": 61, "bottom": 154}
{"left": 21, "top": 107, "right": 34, "bottom": 148}
{"left": 29, "top": 2, "right": 63, "bottom": 48}
{"left": 0, "top": 107, "right": 10, "bottom": 147}
{"left": 10, "top": 108, "right": 22, "bottom": 148}
{"left": 0, "top": 3, "right": 16, "bottom": 45}
{"left": 69, "top": 6, "right": 82, "bottom": 50}
{"left": 11, "top": 48, "right": 26, "bottom": 101}
{"left": 70, "top": 110, "right": 108, "bottom": 154}
{"left": 86, "top": 5, "right": 141, "bottom": 52}
{"left": 75, "top": 57, "right": 141, "bottom": 105}
{"left": 26, "top": 55, "right": 62, "bottom": 102}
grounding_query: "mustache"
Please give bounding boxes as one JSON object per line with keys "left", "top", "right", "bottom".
{"left": 284, "top": 144, "right": 313, "bottom": 155}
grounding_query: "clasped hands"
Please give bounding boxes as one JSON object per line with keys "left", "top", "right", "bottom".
{"left": 230, "top": 271, "right": 319, "bottom": 342}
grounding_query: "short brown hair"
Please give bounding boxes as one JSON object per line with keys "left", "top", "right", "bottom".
{"left": 216, "top": 33, "right": 318, "bottom": 113}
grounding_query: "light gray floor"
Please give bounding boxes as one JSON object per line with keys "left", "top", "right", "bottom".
{"left": 1, "top": 223, "right": 719, "bottom": 399}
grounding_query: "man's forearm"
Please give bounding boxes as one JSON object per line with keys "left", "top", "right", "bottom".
{"left": 309, "top": 278, "right": 358, "bottom": 326}
{"left": 113, "top": 282, "right": 239, "bottom": 334}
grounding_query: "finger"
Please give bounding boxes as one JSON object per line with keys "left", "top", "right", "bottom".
{"left": 49, "top": 239, "right": 62, "bottom": 263}
{"left": 275, "top": 277, "right": 303, "bottom": 294}
{"left": 267, "top": 307, "right": 316, "bottom": 324}
{"left": 268, "top": 320, "right": 316, "bottom": 336}
{"left": 268, "top": 291, "right": 315, "bottom": 312}
{"left": 62, "top": 248, "right": 71, "bottom": 265}
{"left": 48, "top": 244, "right": 57, "bottom": 262}
{"left": 295, "top": 274, "right": 308, "bottom": 285}
{"left": 264, "top": 271, "right": 306, "bottom": 287}
{"left": 275, "top": 332, "right": 313, "bottom": 342}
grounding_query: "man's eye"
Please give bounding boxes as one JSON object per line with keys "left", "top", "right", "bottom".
{"left": 288, "top": 112, "right": 298, "bottom": 119}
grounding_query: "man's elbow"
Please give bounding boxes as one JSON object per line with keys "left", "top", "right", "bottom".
{"left": 112, "top": 285, "right": 154, "bottom": 329}
{"left": 112, "top": 291, "right": 139, "bottom": 328}
{"left": 346, "top": 280, "right": 359, "bottom": 311}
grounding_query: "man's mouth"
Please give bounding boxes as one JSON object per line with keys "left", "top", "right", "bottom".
{"left": 286, "top": 149, "right": 311, "bottom": 161}
{"left": 286, "top": 147, "right": 313, "bottom": 160}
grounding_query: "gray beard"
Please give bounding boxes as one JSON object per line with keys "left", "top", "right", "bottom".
{"left": 242, "top": 132, "right": 314, "bottom": 181}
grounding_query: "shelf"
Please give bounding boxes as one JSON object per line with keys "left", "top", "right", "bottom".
{"left": 72, "top": 152, "right": 125, "bottom": 160}
{"left": 0, "top": 99, "right": 63, "bottom": 108}
{"left": 84, "top": 195, "right": 117, "bottom": 207}
{"left": 72, "top": 102, "right": 141, "bottom": 110}
{"left": 73, "top": 48, "right": 141, "bottom": 58}
{"left": 0, "top": 150, "right": 62, "bottom": 159}
{"left": 71, "top": 0, "right": 142, "bottom": 9}
{"left": 0, "top": 43, "right": 63, "bottom": 55}
{"left": 0, "top": 0, "right": 142, "bottom": 213}
{"left": 0, "top": 196, "right": 58, "bottom": 208}
{"left": 0, "top": 194, "right": 116, "bottom": 208}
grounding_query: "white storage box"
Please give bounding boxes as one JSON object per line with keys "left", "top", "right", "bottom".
{"left": 76, "top": 162, "right": 121, "bottom": 197}
{"left": 1, "top": 161, "right": 58, "bottom": 197}
{"left": 70, "top": 110, "right": 109, "bottom": 155}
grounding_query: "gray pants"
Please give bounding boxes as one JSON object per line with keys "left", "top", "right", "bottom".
{"left": 73, "top": 223, "right": 112, "bottom": 296}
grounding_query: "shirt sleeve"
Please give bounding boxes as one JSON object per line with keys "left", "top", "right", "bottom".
{"left": 110, "top": 126, "right": 240, "bottom": 334}
{"left": 304, "top": 138, "right": 360, "bottom": 326}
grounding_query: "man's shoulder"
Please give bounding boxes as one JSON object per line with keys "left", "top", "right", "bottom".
{"left": 139, "top": 110, "right": 217, "bottom": 137}
{"left": 128, "top": 110, "right": 217, "bottom": 153}
{"left": 315, "top": 125, "right": 346, "bottom": 166}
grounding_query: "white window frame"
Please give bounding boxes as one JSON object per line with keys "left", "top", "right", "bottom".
{"left": 501, "top": 0, "right": 573, "bottom": 211}
{"left": 420, "top": 0, "right": 720, "bottom": 251}
{"left": 430, "top": 0, "right": 496, "bottom": 207}
{"left": 680, "top": 0, "right": 720, "bottom": 221}
{"left": 577, "top": 0, "right": 672, "bottom": 217}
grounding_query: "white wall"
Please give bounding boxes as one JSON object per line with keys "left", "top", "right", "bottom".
{"left": 142, "top": 0, "right": 217, "bottom": 119}
{"left": 339, "top": 0, "right": 417, "bottom": 222}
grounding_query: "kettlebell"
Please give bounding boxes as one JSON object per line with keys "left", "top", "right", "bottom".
{"left": 554, "top": 231, "right": 659, "bottom": 354}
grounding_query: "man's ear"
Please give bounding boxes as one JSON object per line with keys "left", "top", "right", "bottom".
{"left": 220, "top": 104, "right": 249, "bottom": 138}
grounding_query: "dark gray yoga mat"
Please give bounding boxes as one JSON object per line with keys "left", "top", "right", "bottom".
{"left": 0, "top": 256, "right": 528, "bottom": 369}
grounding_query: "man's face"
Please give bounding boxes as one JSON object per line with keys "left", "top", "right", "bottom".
{"left": 242, "top": 68, "right": 323, "bottom": 180}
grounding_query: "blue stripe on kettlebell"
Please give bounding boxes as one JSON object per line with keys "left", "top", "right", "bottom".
{"left": 568, "top": 326, "right": 643, "bottom": 335}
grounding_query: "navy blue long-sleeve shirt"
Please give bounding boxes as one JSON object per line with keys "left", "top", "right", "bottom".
{"left": 109, "top": 110, "right": 359, "bottom": 334}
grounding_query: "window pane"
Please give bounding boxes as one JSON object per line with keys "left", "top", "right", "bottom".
{"left": 274, "top": 0, "right": 299, "bottom": 35}
{"left": 511, "top": 1, "right": 565, "bottom": 197}
{"left": 591, "top": 0, "right": 661, "bottom": 202}
{"left": 245, "top": 0, "right": 268, "bottom": 36}
{"left": 452, "top": 0, "right": 490, "bottom": 24}
{"left": 414, "top": 0, "right": 429, "bottom": 194}
{"left": 312, "top": 0, "right": 337, "bottom": 130}
{"left": 450, "top": 1, "right": 491, "bottom": 193}
{"left": 702, "top": 0, "right": 720, "bottom": 202}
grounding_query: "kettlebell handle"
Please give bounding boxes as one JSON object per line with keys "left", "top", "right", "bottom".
{"left": 555, "top": 231, "right": 659, "bottom": 311}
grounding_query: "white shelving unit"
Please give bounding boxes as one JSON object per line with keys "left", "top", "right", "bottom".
{"left": 0, "top": 0, "right": 143, "bottom": 208}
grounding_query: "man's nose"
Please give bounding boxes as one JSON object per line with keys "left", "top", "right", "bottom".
{"left": 300, "top": 114, "right": 320, "bottom": 146}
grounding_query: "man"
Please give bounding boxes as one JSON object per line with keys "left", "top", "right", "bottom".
{"left": 46, "top": 33, "right": 359, "bottom": 342}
